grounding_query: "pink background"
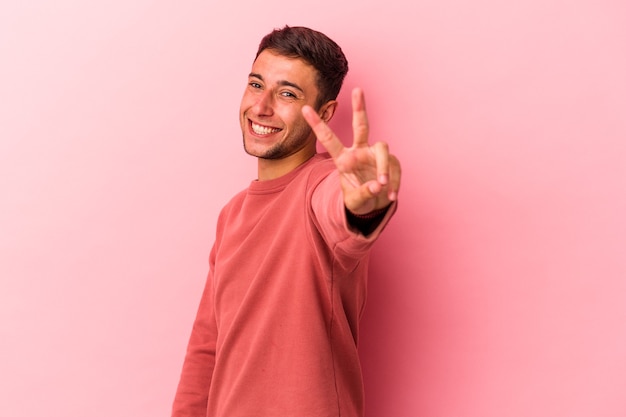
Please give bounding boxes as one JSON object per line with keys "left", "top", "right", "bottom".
{"left": 1, "top": 1, "right": 625, "bottom": 416}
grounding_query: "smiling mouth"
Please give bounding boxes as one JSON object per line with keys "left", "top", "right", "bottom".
{"left": 250, "top": 121, "right": 281, "bottom": 135}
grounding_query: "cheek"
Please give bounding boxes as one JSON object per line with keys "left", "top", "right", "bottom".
{"left": 279, "top": 108, "right": 306, "bottom": 128}
{"left": 239, "top": 97, "right": 248, "bottom": 115}
{"left": 294, "top": 113, "right": 313, "bottom": 133}
{"left": 239, "top": 90, "right": 254, "bottom": 112}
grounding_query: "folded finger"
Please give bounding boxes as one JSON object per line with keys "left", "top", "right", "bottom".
{"left": 371, "top": 141, "right": 390, "bottom": 185}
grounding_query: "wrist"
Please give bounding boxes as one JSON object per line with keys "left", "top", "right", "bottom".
{"left": 345, "top": 204, "right": 392, "bottom": 236}
{"left": 347, "top": 205, "right": 390, "bottom": 219}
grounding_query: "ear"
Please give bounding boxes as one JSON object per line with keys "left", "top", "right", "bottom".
{"left": 318, "top": 100, "right": 338, "bottom": 123}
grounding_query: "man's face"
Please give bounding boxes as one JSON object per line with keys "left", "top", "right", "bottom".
{"left": 239, "top": 49, "right": 321, "bottom": 160}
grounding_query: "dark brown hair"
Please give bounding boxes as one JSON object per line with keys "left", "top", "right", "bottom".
{"left": 255, "top": 26, "right": 349, "bottom": 108}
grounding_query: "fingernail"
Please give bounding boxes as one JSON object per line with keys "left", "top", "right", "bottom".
{"left": 379, "top": 174, "right": 388, "bottom": 185}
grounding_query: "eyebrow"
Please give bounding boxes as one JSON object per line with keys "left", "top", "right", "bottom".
{"left": 249, "top": 73, "right": 305, "bottom": 94}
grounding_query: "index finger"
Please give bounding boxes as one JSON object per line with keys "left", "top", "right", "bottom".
{"left": 302, "top": 105, "right": 345, "bottom": 158}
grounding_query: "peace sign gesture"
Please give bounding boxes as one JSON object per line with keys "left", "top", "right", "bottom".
{"left": 302, "top": 88, "right": 401, "bottom": 215}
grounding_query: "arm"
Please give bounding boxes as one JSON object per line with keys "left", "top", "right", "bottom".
{"left": 172, "top": 252, "right": 218, "bottom": 417}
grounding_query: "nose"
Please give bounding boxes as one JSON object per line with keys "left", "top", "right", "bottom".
{"left": 252, "top": 90, "right": 274, "bottom": 117}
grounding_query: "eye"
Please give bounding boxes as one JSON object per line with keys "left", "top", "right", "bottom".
{"left": 249, "top": 82, "right": 262, "bottom": 89}
{"left": 280, "top": 90, "right": 297, "bottom": 98}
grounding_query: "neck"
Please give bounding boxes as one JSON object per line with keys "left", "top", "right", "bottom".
{"left": 257, "top": 148, "right": 317, "bottom": 181}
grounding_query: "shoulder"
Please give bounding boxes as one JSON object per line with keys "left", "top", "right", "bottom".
{"left": 302, "top": 153, "right": 335, "bottom": 187}
{"left": 216, "top": 187, "right": 247, "bottom": 222}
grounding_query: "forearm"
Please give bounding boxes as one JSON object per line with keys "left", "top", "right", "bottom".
{"left": 172, "top": 272, "right": 218, "bottom": 417}
{"left": 172, "top": 345, "right": 215, "bottom": 416}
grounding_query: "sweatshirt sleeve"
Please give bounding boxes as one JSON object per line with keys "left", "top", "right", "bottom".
{"left": 310, "top": 169, "right": 397, "bottom": 259}
{"left": 171, "top": 246, "right": 219, "bottom": 417}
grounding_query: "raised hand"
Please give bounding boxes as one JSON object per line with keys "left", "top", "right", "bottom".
{"left": 302, "top": 88, "right": 401, "bottom": 215}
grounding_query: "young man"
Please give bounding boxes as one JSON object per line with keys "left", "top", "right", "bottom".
{"left": 172, "top": 26, "right": 401, "bottom": 417}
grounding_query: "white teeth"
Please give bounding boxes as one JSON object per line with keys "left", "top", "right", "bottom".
{"left": 251, "top": 122, "right": 280, "bottom": 135}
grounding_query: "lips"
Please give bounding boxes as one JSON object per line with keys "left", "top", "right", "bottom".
{"left": 250, "top": 121, "right": 281, "bottom": 135}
